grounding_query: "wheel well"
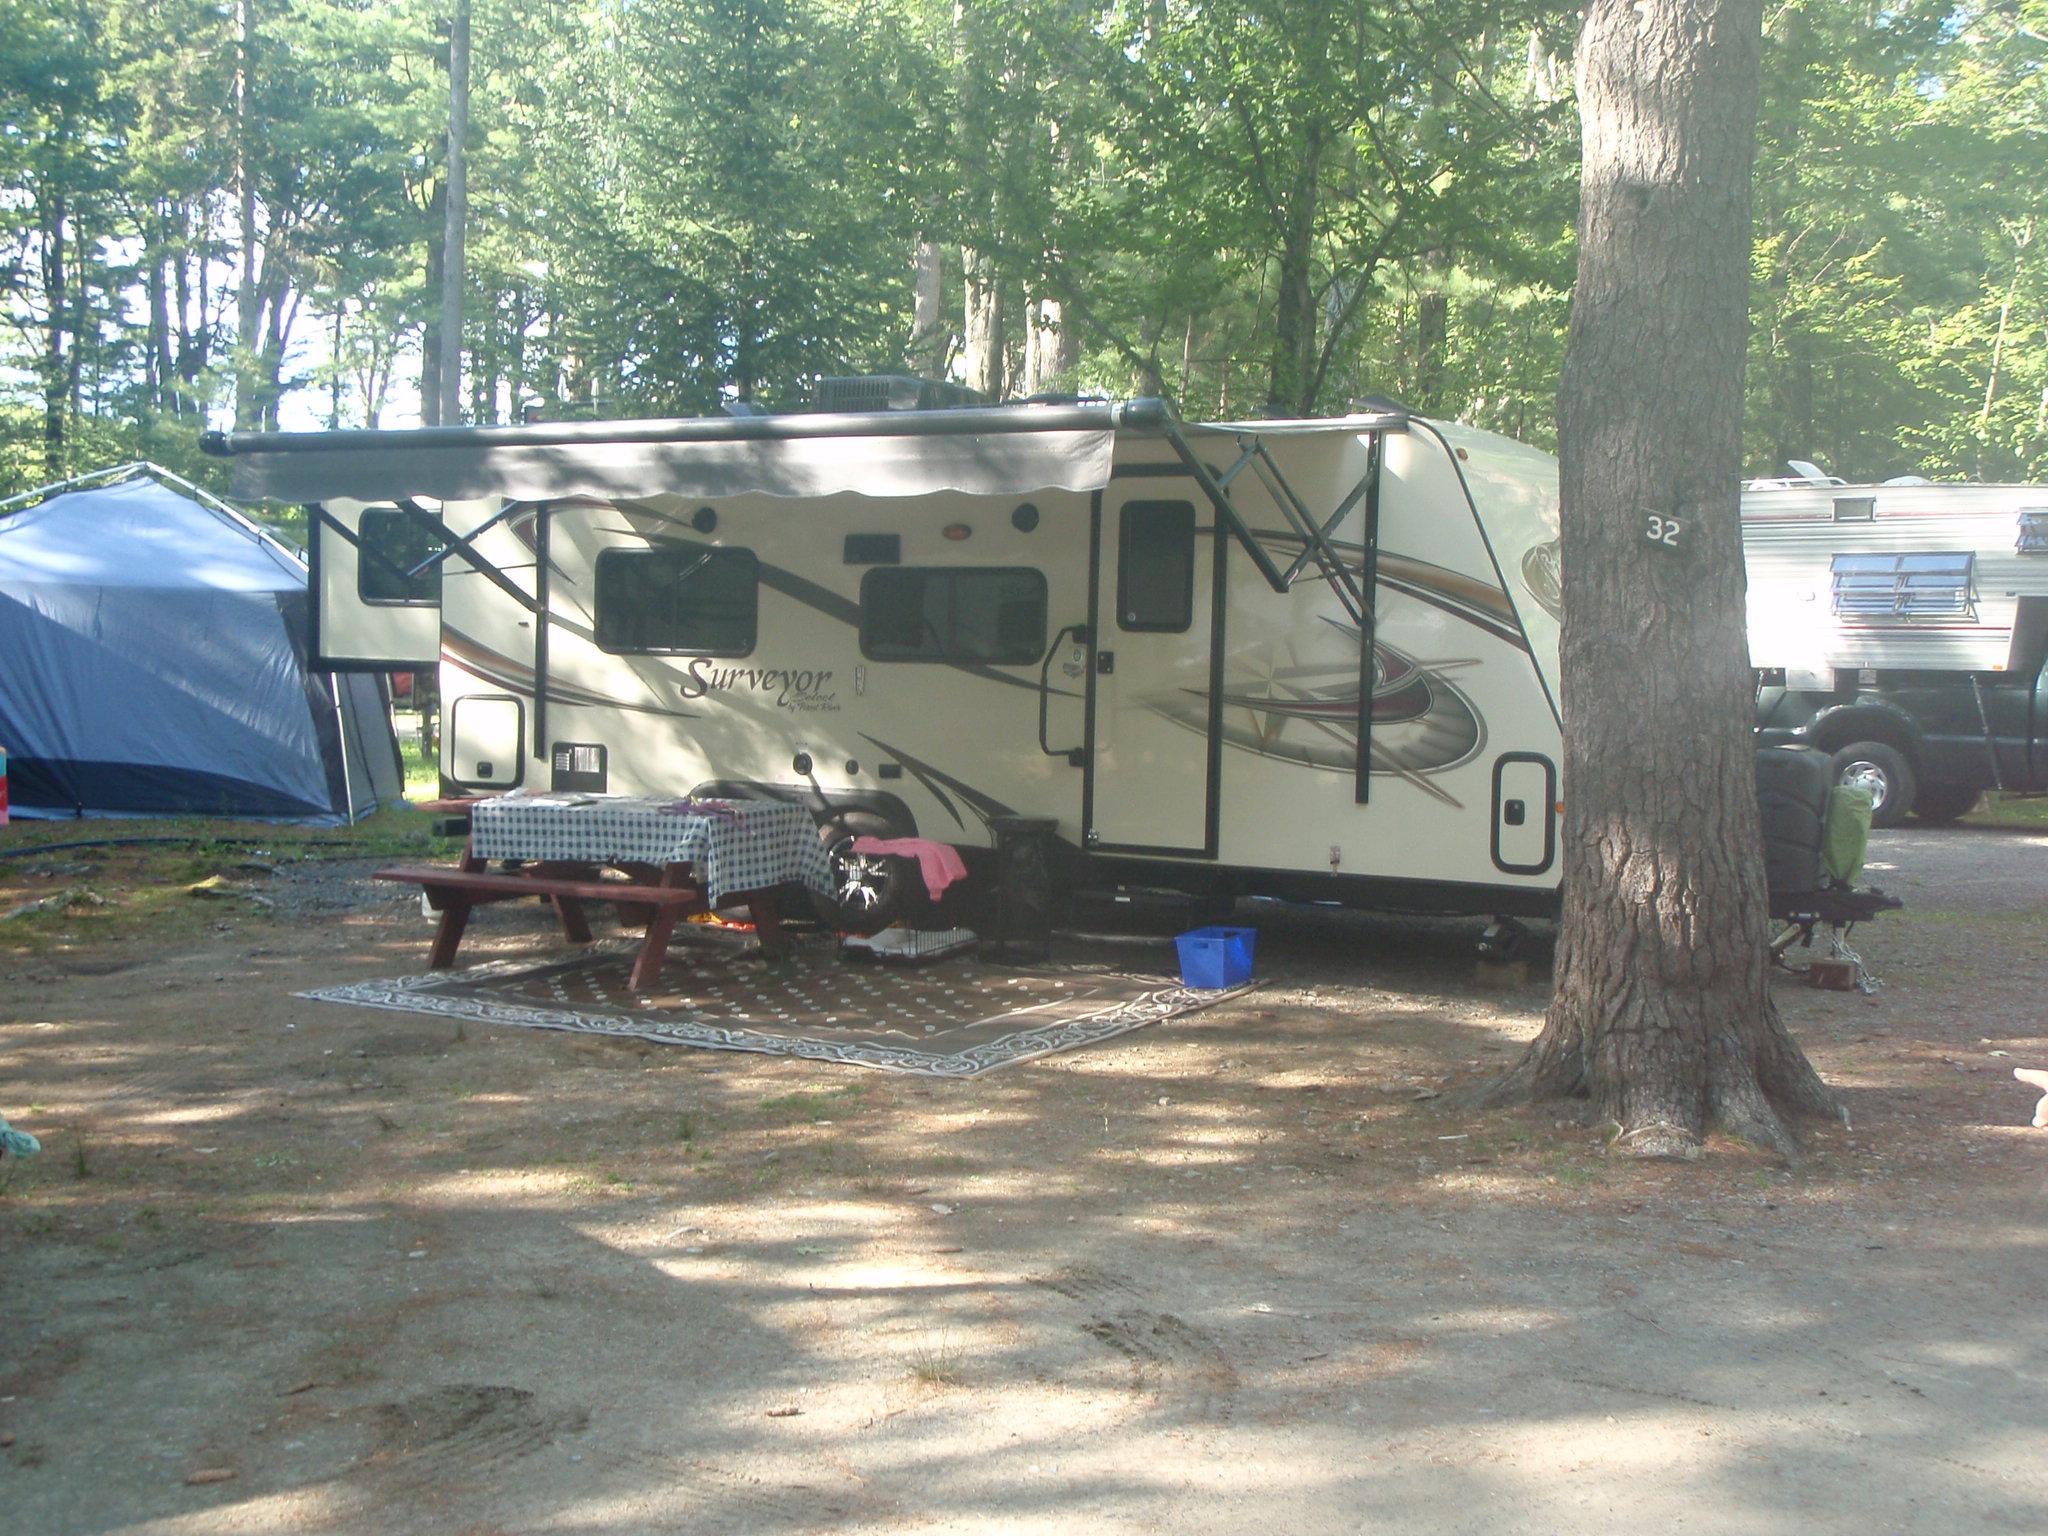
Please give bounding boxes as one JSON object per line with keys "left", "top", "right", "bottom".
{"left": 1810, "top": 720, "right": 1916, "bottom": 762}
{"left": 687, "top": 780, "right": 917, "bottom": 838}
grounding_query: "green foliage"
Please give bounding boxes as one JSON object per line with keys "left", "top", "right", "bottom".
{"left": 0, "top": 0, "right": 2038, "bottom": 479}
{"left": 1748, "top": 3, "right": 2048, "bottom": 481}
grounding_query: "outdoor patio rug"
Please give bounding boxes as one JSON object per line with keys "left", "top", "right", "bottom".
{"left": 298, "top": 933, "right": 1258, "bottom": 1077}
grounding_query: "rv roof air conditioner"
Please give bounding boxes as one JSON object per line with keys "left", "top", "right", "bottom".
{"left": 813, "top": 375, "right": 990, "bottom": 413}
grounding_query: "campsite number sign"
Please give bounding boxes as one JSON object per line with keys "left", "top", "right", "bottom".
{"left": 1642, "top": 510, "right": 1687, "bottom": 553}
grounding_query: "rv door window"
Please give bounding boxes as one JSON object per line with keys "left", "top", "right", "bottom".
{"left": 1829, "top": 551, "right": 1976, "bottom": 619}
{"left": 860, "top": 567, "right": 1047, "bottom": 664}
{"left": 1117, "top": 500, "right": 1197, "bottom": 632}
{"left": 594, "top": 545, "right": 759, "bottom": 655}
{"left": 357, "top": 508, "right": 445, "bottom": 606}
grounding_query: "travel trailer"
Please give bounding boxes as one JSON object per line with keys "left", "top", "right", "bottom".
{"left": 1745, "top": 476, "right": 2048, "bottom": 824}
{"left": 204, "top": 392, "right": 1564, "bottom": 929}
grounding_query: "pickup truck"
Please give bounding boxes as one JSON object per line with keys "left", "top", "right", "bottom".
{"left": 1755, "top": 665, "right": 2048, "bottom": 826}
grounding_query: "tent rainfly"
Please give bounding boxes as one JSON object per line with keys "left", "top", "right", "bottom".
{"left": 0, "top": 465, "right": 404, "bottom": 823}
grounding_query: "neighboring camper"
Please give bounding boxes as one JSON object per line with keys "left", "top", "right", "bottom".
{"left": 205, "top": 394, "right": 1564, "bottom": 925}
{"left": 1745, "top": 477, "right": 2048, "bottom": 824}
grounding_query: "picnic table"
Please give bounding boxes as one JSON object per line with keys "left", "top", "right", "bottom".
{"left": 375, "top": 793, "right": 837, "bottom": 990}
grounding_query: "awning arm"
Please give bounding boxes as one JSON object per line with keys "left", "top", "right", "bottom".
{"left": 311, "top": 497, "right": 540, "bottom": 616}
{"left": 395, "top": 497, "right": 541, "bottom": 614}
{"left": 1278, "top": 466, "right": 1374, "bottom": 589}
{"left": 1244, "top": 443, "right": 1366, "bottom": 624}
{"left": 1137, "top": 408, "right": 1404, "bottom": 630}
{"left": 1148, "top": 426, "right": 1298, "bottom": 595}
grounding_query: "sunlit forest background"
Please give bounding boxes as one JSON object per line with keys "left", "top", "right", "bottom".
{"left": 3, "top": 0, "right": 2042, "bottom": 498}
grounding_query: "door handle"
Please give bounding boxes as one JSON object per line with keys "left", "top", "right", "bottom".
{"left": 1038, "top": 623, "right": 1091, "bottom": 759}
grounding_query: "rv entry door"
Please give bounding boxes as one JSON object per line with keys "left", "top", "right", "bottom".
{"left": 1086, "top": 487, "right": 1222, "bottom": 857}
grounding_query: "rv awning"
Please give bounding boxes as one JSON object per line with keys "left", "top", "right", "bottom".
{"left": 205, "top": 406, "right": 1132, "bottom": 505}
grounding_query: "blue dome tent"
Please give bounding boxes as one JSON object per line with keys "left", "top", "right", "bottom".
{"left": 0, "top": 465, "right": 403, "bottom": 823}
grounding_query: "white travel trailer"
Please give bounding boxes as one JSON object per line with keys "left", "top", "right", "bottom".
{"left": 205, "top": 394, "right": 1565, "bottom": 927}
{"left": 1745, "top": 477, "right": 2048, "bottom": 823}
{"left": 1745, "top": 478, "right": 2048, "bottom": 679}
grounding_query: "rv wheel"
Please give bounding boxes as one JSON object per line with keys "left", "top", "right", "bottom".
{"left": 1827, "top": 741, "right": 1916, "bottom": 829}
{"left": 815, "top": 818, "right": 915, "bottom": 935}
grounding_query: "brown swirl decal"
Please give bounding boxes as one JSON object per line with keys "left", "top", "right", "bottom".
{"left": 1520, "top": 539, "right": 1562, "bottom": 620}
{"left": 1145, "top": 636, "right": 1485, "bottom": 806}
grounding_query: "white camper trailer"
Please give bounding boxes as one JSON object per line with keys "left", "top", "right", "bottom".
{"left": 206, "top": 395, "right": 1564, "bottom": 928}
{"left": 1745, "top": 478, "right": 2048, "bottom": 823}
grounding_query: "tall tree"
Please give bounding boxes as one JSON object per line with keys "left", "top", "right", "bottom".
{"left": 0, "top": 0, "right": 119, "bottom": 479}
{"left": 1491, "top": 0, "right": 1836, "bottom": 1156}
{"left": 935, "top": 1, "right": 1576, "bottom": 419}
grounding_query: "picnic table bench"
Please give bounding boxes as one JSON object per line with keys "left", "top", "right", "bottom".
{"left": 373, "top": 856, "right": 746, "bottom": 992}
{"left": 376, "top": 792, "right": 833, "bottom": 991}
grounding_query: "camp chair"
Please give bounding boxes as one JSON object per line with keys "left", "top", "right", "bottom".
{"left": 1758, "top": 746, "right": 1902, "bottom": 988}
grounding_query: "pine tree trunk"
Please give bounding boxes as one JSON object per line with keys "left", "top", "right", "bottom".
{"left": 1023, "top": 295, "right": 1074, "bottom": 396}
{"left": 1493, "top": 0, "right": 1837, "bottom": 1158}
{"left": 149, "top": 239, "right": 174, "bottom": 416}
{"left": 963, "top": 246, "right": 1006, "bottom": 400}
{"left": 910, "top": 238, "right": 947, "bottom": 379}
{"left": 1267, "top": 206, "right": 1316, "bottom": 415}
{"left": 421, "top": 183, "right": 447, "bottom": 428}
{"left": 40, "top": 188, "right": 67, "bottom": 480}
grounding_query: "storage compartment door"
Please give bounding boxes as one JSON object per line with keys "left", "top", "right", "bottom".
{"left": 448, "top": 694, "right": 524, "bottom": 789}
{"left": 1491, "top": 753, "right": 1556, "bottom": 875}
{"left": 310, "top": 498, "right": 443, "bottom": 667}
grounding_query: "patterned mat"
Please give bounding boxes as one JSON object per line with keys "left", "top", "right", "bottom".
{"left": 299, "top": 933, "right": 1257, "bottom": 1076}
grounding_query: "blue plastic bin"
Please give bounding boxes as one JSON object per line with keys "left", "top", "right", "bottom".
{"left": 1175, "top": 926, "right": 1255, "bottom": 989}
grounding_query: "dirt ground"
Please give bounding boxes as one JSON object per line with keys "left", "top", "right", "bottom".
{"left": 2, "top": 825, "right": 2044, "bottom": 1536}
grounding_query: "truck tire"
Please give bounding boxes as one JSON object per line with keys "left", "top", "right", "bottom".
{"left": 1755, "top": 747, "right": 1828, "bottom": 894}
{"left": 1910, "top": 780, "right": 1982, "bottom": 824}
{"left": 1827, "top": 741, "right": 1916, "bottom": 828}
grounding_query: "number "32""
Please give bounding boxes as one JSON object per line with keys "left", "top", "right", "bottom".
{"left": 1642, "top": 512, "right": 1686, "bottom": 550}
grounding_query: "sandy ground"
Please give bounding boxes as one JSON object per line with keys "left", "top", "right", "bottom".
{"left": 2, "top": 828, "right": 2045, "bottom": 1536}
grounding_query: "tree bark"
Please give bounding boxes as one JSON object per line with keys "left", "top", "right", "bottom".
{"left": 233, "top": 0, "right": 262, "bottom": 432}
{"left": 1264, "top": 138, "right": 1323, "bottom": 416}
{"left": 910, "top": 238, "right": 948, "bottom": 379}
{"left": 440, "top": 0, "right": 470, "bottom": 427}
{"left": 421, "top": 180, "right": 447, "bottom": 427}
{"left": 963, "top": 245, "right": 1006, "bottom": 400}
{"left": 1415, "top": 282, "right": 1449, "bottom": 407}
{"left": 40, "top": 187, "right": 68, "bottom": 480}
{"left": 148, "top": 233, "right": 174, "bottom": 417}
{"left": 1492, "top": 0, "right": 1838, "bottom": 1158}
{"left": 1023, "top": 294, "right": 1076, "bottom": 396}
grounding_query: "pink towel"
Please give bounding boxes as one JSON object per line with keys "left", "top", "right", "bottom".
{"left": 850, "top": 836, "right": 970, "bottom": 899}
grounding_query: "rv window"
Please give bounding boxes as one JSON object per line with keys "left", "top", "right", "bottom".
{"left": 595, "top": 545, "right": 758, "bottom": 655}
{"left": 860, "top": 568, "right": 1047, "bottom": 664}
{"left": 1118, "top": 500, "right": 1196, "bottom": 632}
{"left": 1829, "top": 551, "right": 1975, "bottom": 619}
{"left": 357, "top": 509, "right": 445, "bottom": 606}
{"left": 2018, "top": 511, "right": 2048, "bottom": 553}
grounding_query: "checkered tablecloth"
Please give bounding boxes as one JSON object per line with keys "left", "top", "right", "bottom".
{"left": 470, "top": 795, "right": 836, "bottom": 907}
